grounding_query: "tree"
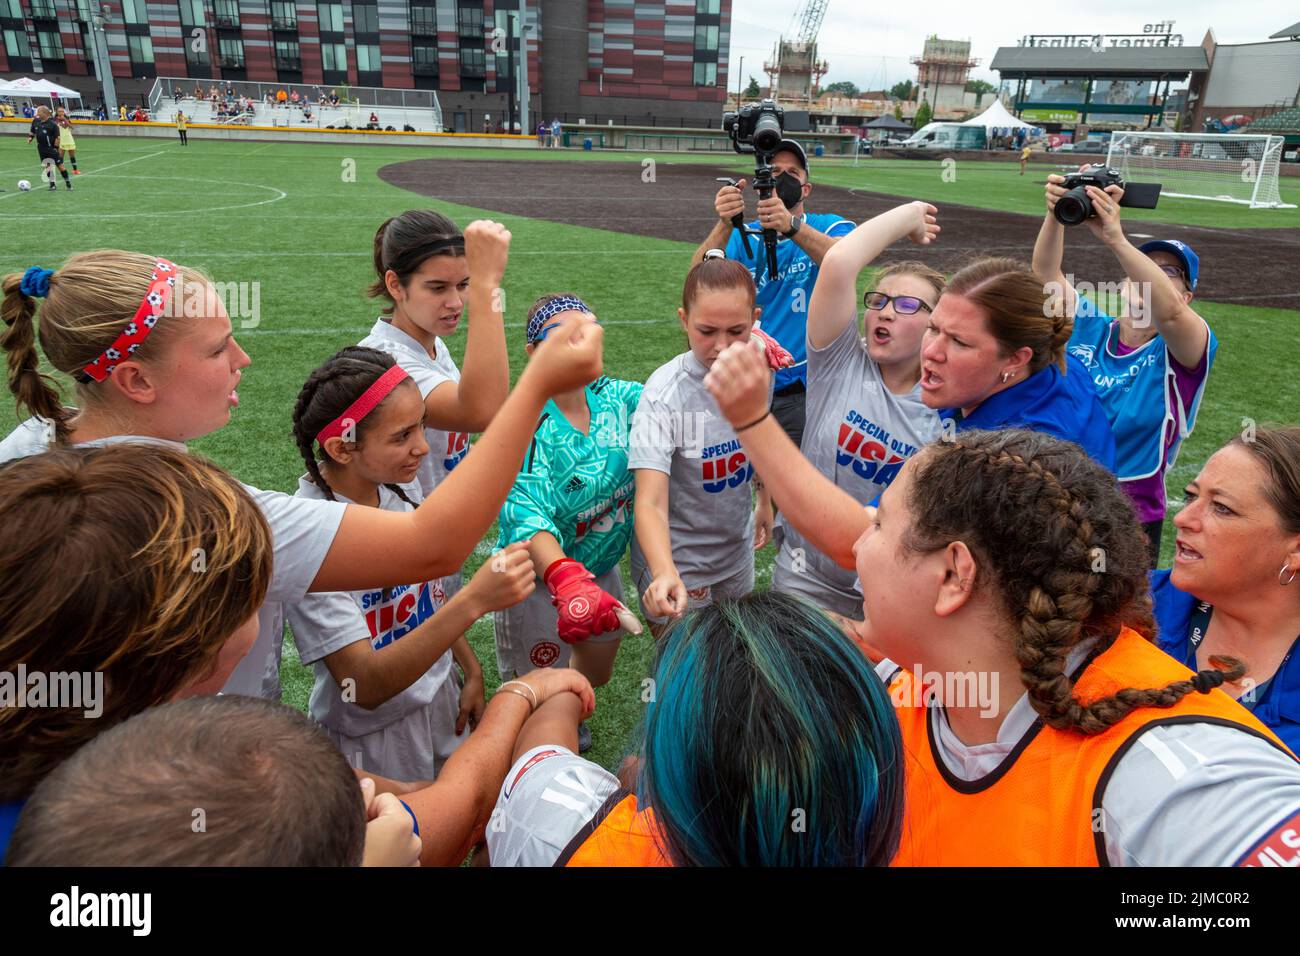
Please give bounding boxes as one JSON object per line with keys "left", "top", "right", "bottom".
{"left": 890, "top": 79, "right": 915, "bottom": 102}
{"left": 824, "top": 80, "right": 859, "bottom": 98}
{"left": 965, "top": 79, "right": 996, "bottom": 95}
{"left": 915, "top": 98, "right": 932, "bottom": 129}
{"left": 744, "top": 76, "right": 761, "bottom": 99}
{"left": 893, "top": 102, "right": 904, "bottom": 121}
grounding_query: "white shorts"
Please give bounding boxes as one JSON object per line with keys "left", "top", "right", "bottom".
{"left": 630, "top": 552, "right": 754, "bottom": 626}
{"left": 493, "top": 566, "right": 627, "bottom": 680}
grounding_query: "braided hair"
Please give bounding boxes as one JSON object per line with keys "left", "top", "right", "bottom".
{"left": 902, "top": 429, "right": 1243, "bottom": 736}
{"left": 291, "top": 346, "right": 418, "bottom": 509}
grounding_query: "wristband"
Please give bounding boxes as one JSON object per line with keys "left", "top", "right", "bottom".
{"left": 499, "top": 680, "right": 539, "bottom": 712}
{"left": 736, "top": 410, "right": 771, "bottom": 433}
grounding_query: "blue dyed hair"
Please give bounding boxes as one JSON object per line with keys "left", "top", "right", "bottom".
{"left": 638, "top": 591, "right": 904, "bottom": 866}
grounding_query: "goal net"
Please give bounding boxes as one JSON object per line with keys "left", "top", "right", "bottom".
{"left": 1107, "top": 131, "right": 1294, "bottom": 208}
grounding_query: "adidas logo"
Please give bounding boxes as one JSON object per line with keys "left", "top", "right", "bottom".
{"left": 563, "top": 476, "right": 584, "bottom": 494}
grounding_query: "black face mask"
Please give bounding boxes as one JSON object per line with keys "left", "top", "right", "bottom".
{"left": 774, "top": 171, "right": 804, "bottom": 210}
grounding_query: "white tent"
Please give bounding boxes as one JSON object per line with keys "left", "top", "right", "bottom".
{"left": 0, "top": 76, "right": 83, "bottom": 101}
{"left": 961, "top": 99, "right": 1035, "bottom": 131}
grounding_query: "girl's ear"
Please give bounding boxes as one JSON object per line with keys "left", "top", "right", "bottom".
{"left": 321, "top": 436, "right": 354, "bottom": 465}
{"left": 383, "top": 269, "right": 404, "bottom": 304}
{"left": 752, "top": 306, "right": 762, "bottom": 324}
{"left": 677, "top": 307, "right": 689, "bottom": 333}
{"left": 106, "top": 362, "right": 161, "bottom": 406}
{"left": 934, "top": 541, "right": 978, "bottom": 618}
{"left": 524, "top": 341, "right": 536, "bottom": 358}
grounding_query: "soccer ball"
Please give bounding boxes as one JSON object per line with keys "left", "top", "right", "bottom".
{"left": 17, "top": 180, "right": 31, "bottom": 191}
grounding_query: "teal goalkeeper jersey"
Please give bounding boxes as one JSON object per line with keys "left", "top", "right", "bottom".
{"left": 497, "top": 377, "right": 643, "bottom": 578}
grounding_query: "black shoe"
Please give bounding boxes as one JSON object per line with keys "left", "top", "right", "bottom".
{"left": 577, "top": 721, "right": 592, "bottom": 754}
{"left": 65, "top": 182, "right": 72, "bottom": 191}
{"left": 49, "top": 183, "right": 56, "bottom": 190}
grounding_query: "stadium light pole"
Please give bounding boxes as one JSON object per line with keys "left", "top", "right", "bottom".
{"left": 736, "top": 55, "right": 745, "bottom": 108}
{"left": 517, "top": 0, "right": 530, "bottom": 135}
{"left": 89, "top": 0, "right": 119, "bottom": 115}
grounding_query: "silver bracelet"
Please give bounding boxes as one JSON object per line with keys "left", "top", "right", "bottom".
{"left": 498, "top": 680, "right": 539, "bottom": 712}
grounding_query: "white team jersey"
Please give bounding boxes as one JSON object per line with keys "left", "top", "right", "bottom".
{"left": 286, "top": 476, "right": 465, "bottom": 780}
{"left": 0, "top": 414, "right": 347, "bottom": 701}
{"left": 358, "top": 318, "right": 467, "bottom": 498}
{"left": 487, "top": 745, "right": 623, "bottom": 867}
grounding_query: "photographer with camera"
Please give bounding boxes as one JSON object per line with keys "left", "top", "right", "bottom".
{"left": 1034, "top": 165, "right": 1217, "bottom": 564}
{"left": 693, "top": 137, "right": 853, "bottom": 447}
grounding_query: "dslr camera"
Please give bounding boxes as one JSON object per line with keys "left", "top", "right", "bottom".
{"left": 722, "top": 98, "right": 785, "bottom": 156}
{"left": 1054, "top": 164, "right": 1161, "bottom": 226}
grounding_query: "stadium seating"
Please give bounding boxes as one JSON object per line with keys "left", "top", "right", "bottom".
{"left": 166, "top": 97, "right": 441, "bottom": 132}
{"left": 1246, "top": 107, "right": 1300, "bottom": 133}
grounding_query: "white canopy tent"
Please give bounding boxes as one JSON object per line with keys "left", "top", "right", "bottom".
{"left": 0, "top": 76, "right": 83, "bottom": 103}
{"left": 960, "top": 99, "right": 1036, "bottom": 131}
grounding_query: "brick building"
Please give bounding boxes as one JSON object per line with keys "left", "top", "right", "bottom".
{"left": 1, "top": 0, "right": 731, "bottom": 127}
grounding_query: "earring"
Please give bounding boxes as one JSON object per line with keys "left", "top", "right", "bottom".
{"left": 1001, "top": 371, "right": 1011, "bottom": 384}
{"left": 1281, "top": 562, "right": 1298, "bottom": 586}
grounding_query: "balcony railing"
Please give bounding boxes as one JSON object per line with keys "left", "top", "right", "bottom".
{"left": 271, "top": 16, "right": 297, "bottom": 29}
{"left": 274, "top": 56, "right": 301, "bottom": 71}
{"left": 217, "top": 54, "right": 245, "bottom": 68}
{"left": 214, "top": 13, "right": 240, "bottom": 28}
{"left": 31, "top": 2, "right": 57, "bottom": 18}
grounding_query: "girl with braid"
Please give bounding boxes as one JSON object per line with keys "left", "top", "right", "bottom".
{"left": 705, "top": 339, "right": 1300, "bottom": 866}
{"left": 0, "top": 237, "right": 603, "bottom": 702}
{"left": 286, "top": 347, "right": 536, "bottom": 781}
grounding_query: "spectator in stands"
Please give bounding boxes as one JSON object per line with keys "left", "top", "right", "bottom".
{"left": 370, "top": 111, "right": 379, "bottom": 127}
{"left": 290, "top": 90, "right": 300, "bottom": 106}
{"left": 209, "top": 85, "right": 218, "bottom": 103}
{"left": 21, "top": 103, "right": 34, "bottom": 119}
{"left": 303, "top": 104, "right": 314, "bottom": 122}
{"left": 330, "top": 90, "right": 340, "bottom": 106}
{"left": 194, "top": 83, "right": 203, "bottom": 99}
{"left": 537, "top": 121, "right": 546, "bottom": 145}
{"left": 550, "top": 117, "right": 561, "bottom": 148}
{"left": 225, "top": 83, "right": 234, "bottom": 99}
{"left": 277, "top": 88, "right": 288, "bottom": 106}
{"left": 173, "top": 85, "right": 183, "bottom": 101}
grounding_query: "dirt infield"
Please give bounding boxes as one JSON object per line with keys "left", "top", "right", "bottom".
{"left": 379, "top": 157, "right": 1300, "bottom": 310}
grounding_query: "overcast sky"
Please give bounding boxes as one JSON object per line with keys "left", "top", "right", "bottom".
{"left": 726, "top": 1, "right": 1296, "bottom": 93}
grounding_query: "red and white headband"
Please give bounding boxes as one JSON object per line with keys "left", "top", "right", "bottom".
{"left": 81, "top": 259, "right": 178, "bottom": 383}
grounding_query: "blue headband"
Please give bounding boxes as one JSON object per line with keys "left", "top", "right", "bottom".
{"left": 526, "top": 295, "right": 592, "bottom": 343}
{"left": 20, "top": 267, "right": 54, "bottom": 299}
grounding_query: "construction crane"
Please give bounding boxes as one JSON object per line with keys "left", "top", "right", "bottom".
{"left": 764, "top": 0, "right": 830, "bottom": 105}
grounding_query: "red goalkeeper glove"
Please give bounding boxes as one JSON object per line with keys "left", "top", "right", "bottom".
{"left": 750, "top": 323, "right": 795, "bottom": 370}
{"left": 544, "top": 558, "right": 623, "bottom": 644}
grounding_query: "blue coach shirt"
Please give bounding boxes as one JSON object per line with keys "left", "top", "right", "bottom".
{"left": 945, "top": 354, "right": 1117, "bottom": 470}
{"left": 1152, "top": 569, "right": 1300, "bottom": 754}
{"left": 725, "top": 211, "right": 854, "bottom": 391}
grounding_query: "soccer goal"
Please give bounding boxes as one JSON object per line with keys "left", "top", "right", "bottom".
{"left": 1106, "top": 131, "right": 1295, "bottom": 208}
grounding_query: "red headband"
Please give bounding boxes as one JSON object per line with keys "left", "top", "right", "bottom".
{"left": 315, "top": 365, "right": 410, "bottom": 445}
{"left": 81, "top": 259, "right": 179, "bottom": 383}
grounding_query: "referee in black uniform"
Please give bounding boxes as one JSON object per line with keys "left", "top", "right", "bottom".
{"left": 27, "top": 106, "right": 72, "bottom": 191}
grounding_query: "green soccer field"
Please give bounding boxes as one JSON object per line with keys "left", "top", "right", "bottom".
{"left": 2, "top": 134, "right": 1297, "bottom": 774}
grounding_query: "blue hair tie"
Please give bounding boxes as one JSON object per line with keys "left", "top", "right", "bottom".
{"left": 20, "top": 267, "right": 54, "bottom": 299}
{"left": 526, "top": 294, "right": 592, "bottom": 343}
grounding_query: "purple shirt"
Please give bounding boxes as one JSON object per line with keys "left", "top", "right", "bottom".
{"left": 1112, "top": 334, "right": 1209, "bottom": 523}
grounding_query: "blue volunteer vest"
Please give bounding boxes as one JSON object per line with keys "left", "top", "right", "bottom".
{"left": 1067, "top": 296, "right": 1216, "bottom": 482}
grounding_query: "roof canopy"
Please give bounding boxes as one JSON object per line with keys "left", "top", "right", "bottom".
{"left": 0, "top": 76, "right": 83, "bottom": 99}
{"left": 960, "top": 99, "right": 1036, "bottom": 130}
{"left": 1270, "top": 21, "right": 1300, "bottom": 39}
{"left": 865, "top": 113, "right": 913, "bottom": 130}
{"left": 990, "top": 45, "right": 1209, "bottom": 77}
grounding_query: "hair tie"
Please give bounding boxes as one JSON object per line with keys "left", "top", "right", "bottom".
{"left": 1191, "top": 670, "right": 1224, "bottom": 694}
{"left": 20, "top": 267, "right": 54, "bottom": 299}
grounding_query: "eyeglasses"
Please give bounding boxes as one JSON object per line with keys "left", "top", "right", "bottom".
{"left": 1156, "top": 264, "right": 1188, "bottom": 285}
{"left": 864, "top": 291, "right": 933, "bottom": 315}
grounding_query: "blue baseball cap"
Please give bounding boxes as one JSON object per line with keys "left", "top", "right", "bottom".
{"left": 1138, "top": 239, "right": 1198, "bottom": 291}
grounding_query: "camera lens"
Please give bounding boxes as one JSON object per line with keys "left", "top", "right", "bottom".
{"left": 1054, "top": 186, "right": 1092, "bottom": 226}
{"left": 752, "top": 113, "right": 783, "bottom": 153}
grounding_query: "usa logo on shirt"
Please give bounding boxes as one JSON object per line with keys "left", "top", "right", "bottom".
{"left": 702, "top": 439, "right": 753, "bottom": 494}
{"left": 836, "top": 412, "right": 910, "bottom": 487}
{"left": 362, "top": 580, "right": 447, "bottom": 649}
{"left": 444, "top": 432, "right": 469, "bottom": 472}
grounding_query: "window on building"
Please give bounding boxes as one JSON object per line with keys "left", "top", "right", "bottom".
{"left": 36, "top": 29, "right": 63, "bottom": 58}
{"left": 274, "top": 39, "right": 300, "bottom": 68}
{"left": 693, "top": 61, "right": 717, "bottom": 86}
{"left": 456, "top": 3, "right": 482, "bottom": 37}
{"left": 121, "top": 0, "right": 149, "bottom": 24}
{"left": 410, "top": 4, "right": 436, "bottom": 35}
{"left": 357, "top": 43, "right": 381, "bottom": 72}
{"left": 317, "top": 2, "right": 344, "bottom": 32}
{"left": 217, "top": 36, "right": 243, "bottom": 67}
{"left": 213, "top": 0, "right": 240, "bottom": 26}
{"left": 1, "top": 0, "right": 24, "bottom": 18}
{"left": 459, "top": 45, "right": 485, "bottom": 77}
{"left": 178, "top": 0, "right": 205, "bottom": 26}
{"left": 694, "top": 24, "right": 718, "bottom": 51}
{"left": 353, "top": 2, "right": 378, "bottom": 34}
{"left": 30, "top": 0, "right": 57, "bottom": 18}
{"left": 322, "top": 42, "right": 347, "bottom": 71}
{"left": 412, "top": 39, "right": 438, "bottom": 75}
{"left": 696, "top": 0, "right": 720, "bottom": 13}
{"left": 127, "top": 33, "right": 154, "bottom": 64}
{"left": 3, "top": 28, "right": 31, "bottom": 58}
{"left": 270, "top": 0, "right": 296, "bottom": 28}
